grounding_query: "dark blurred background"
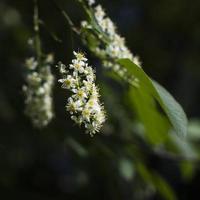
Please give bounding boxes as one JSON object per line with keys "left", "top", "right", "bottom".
{"left": 0, "top": 0, "right": 200, "bottom": 199}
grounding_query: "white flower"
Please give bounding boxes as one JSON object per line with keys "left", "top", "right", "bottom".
{"left": 81, "top": 21, "right": 92, "bottom": 29}
{"left": 25, "top": 57, "right": 38, "bottom": 70}
{"left": 45, "top": 54, "right": 54, "bottom": 64}
{"left": 66, "top": 98, "right": 83, "bottom": 114}
{"left": 87, "top": 0, "right": 95, "bottom": 6}
{"left": 82, "top": 107, "right": 92, "bottom": 121}
{"left": 27, "top": 72, "right": 41, "bottom": 86}
{"left": 56, "top": 62, "right": 67, "bottom": 74}
{"left": 57, "top": 51, "right": 106, "bottom": 136}
{"left": 72, "top": 87, "right": 88, "bottom": 100}
{"left": 94, "top": 5, "right": 105, "bottom": 21}
{"left": 70, "top": 59, "right": 85, "bottom": 73}
{"left": 59, "top": 75, "right": 76, "bottom": 89}
{"left": 81, "top": 21, "right": 88, "bottom": 28}
{"left": 73, "top": 51, "right": 88, "bottom": 61}
{"left": 133, "top": 55, "right": 142, "bottom": 66}
{"left": 83, "top": 80, "right": 92, "bottom": 91}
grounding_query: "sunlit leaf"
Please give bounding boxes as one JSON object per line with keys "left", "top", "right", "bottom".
{"left": 152, "top": 81, "right": 188, "bottom": 138}
{"left": 118, "top": 59, "right": 188, "bottom": 138}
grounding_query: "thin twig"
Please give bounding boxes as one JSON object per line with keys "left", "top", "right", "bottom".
{"left": 33, "top": 0, "right": 42, "bottom": 62}
{"left": 39, "top": 19, "right": 62, "bottom": 43}
{"left": 153, "top": 148, "right": 199, "bottom": 163}
{"left": 52, "top": 0, "right": 80, "bottom": 35}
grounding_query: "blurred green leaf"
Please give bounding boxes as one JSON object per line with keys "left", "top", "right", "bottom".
{"left": 118, "top": 158, "right": 135, "bottom": 181}
{"left": 170, "top": 133, "right": 197, "bottom": 160}
{"left": 137, "top": 162, "right": 177, "bottom": 200}
{"left": 180, "top": 161, "right": 195, "bottom": 181}
{"left": 187, "top": 119, "right": 200, "bottom": 140}
{"left": 153, "top": 173, "right": 177, "bottom": 200}
{"left": 65, "top": 137, "right": 88, "bottom": 157}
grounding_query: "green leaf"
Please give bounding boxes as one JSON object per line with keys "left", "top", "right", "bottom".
{"left": 152, "top": 81, "right": 188, "bottom": 138}
{"left": 187, "top": 119, "right": 200, "bottom": 140}
{"left": 118, "top": 59, "right": 188, "bottom": 138}
{"left": 180, "top": 161, "right": 195, "bottom": 181}
{"left": 118, "top": 158, "right": 135, "bottom": 181}
{"left": 153, "top": 173, "right": 177, "bottom": 200}
{"left": 128, "top": 86, "right": 170, "bottom": 144}
{"left": 170, "top": 131, "right": 197, "bottom": 160}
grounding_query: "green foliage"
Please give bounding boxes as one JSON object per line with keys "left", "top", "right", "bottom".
{"left": 137, "top": 162, "right": 177, "bottom": 200}
{"left": 119, "top": 59, "right": 188, "bottom": 139}
{"left": 153, "top": 81, "right": 188, "bottom": 138}
{"left": 1, "top": 0, "right": 200, "bottom": 199}
{"left": 128, "top": 85, "right": 170, "bottom": 144}
{"left": 187, "top": 119, "right": 200, "bottom": 140}
{"left": 118, "top": 158, "right": 135, "bottom": 181}
{"left": 180, "top": 161, "right": 195, "bottom": 181}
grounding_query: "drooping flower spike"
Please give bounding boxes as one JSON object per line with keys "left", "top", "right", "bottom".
{"left": 23, "top": 0, "right": 55, "bottom": 128}
{"left": 81, "top": 2, "right": 141, "bottom": 86}
{"left": 23, "top": 54, "right": 54, "bottom": 128}
{"left": 57, "top": 51, "right": 106, "bottom": 136}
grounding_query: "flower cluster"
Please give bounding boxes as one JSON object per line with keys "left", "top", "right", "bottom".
{"left": 57, "top": 51, "right": 106, "bottom": 136}
{"left": 23, "top": 54, "right": 54, "bottom": 128}
{"left": 81, "top": 3, "right": 141, "bottom": 86}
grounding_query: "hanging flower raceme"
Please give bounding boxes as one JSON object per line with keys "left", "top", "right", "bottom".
{"left": 23, "top": 54, "right": 54, "bottom": 128}
{"left": 81, "top": 2, "right": 141, "bottom": 86}
{"left": 56, "top": 51, "right": 106, "bottom": 136}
